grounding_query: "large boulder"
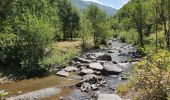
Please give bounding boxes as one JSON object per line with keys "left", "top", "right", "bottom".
{"left": 89, "top": 63, "right": 103, "bottom": 70}
{"left": 73, "top": 57, "right": 92, "bottom": 63}
{"left": 56, "top": 70, "right": 69, "bottom": 77}
{"left": 64, "top": 66, "right": 78, "bottom": 72}
{"left": 96, "top": 54, "right": 112, "bottom": 61}
{"left": 102, "top": 62, "right": 123, "bottom": 75}
{"left": 98, "top": 94, "right": 122, "bottom": 100}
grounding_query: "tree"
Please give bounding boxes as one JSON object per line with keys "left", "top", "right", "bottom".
{"left": 79, "top": 16, "right": 93, "bottom": 50}
{"left": 158, "top": 0, "right": 169, "bottom": 49}
{"left": 129, "top": 0, "right": 148, "bottom": 47}
{"left": 0, "top": 0, "right": 59, "bottom": 76}
{"left": 69, "top": 7, "right": 80, "bottom": 41}
{"left": 85, "top": 4, "right": 108, "bottom": 47}
{"left": 57, "top": 0, "right": 72, "bottom": 40}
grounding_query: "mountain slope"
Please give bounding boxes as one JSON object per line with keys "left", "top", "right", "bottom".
{"left": 72, "top": 0, "right": 117, "bottom": 16}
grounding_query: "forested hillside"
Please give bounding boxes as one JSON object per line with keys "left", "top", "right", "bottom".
{"left": 72, "top": 0, "right": 117, "bottom": 15}
{"left": 0, "top": 0, "right": 170, "bottom": 100}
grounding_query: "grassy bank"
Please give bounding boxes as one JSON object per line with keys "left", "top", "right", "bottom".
{"left": 40, "top": 40, "right": 81, "bottom": 69}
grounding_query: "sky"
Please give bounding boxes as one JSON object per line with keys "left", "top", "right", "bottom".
{"left": 82, "top": 0, "right": 129, "bottom": 9}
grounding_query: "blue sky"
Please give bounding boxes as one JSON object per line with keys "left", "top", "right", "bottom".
{"left": 82, "top": 0, "right": 129, "bottom": 9}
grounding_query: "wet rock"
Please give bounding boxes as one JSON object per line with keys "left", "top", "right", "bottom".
{"left": 98, "top": 80, "right": 106, "bottom": 85}
{"left": 56, "top": 70, "right": 69, "bottom": 77}
{"left": 92, "top": 91, "right": 101, "bottom": 98}
{"left": 97, "top": 94, "right": 122, "bottom": 100}
{"left": 96, "top": 54, "right": 112, "bottom": 61}
{"left": 77, "top": 63, "right": 89, "bottom": 67}
{"left": 64, "top": 66, "right": 78, "bottom": 72}
{"left": 89, "top": 62, "right": 103, "bottom": 70}
{"left": 76, "top": 74, "right": 101, "bottom": 87}
{"left": 97, "top": 60, "right": 106, "bottom": 64}
{"left": 79, "top": 69, "right": 94, "bottom": 76}
{"left": 82, "top": 74, "right": 99, "bottom": 81}
{"left": 102, "top": 62, "right": 123, "bottom": 75}
{"left": 94, "top": 52, "right": 105, "bottom": 57}
{"left": 80, "top": 82, "right": 91, "bottom": 92}
{"left": 93, "top": 70, "right": 101, "bottom": 75}
{"left": 112, "top": 61, "right": 118, "bottom": 64}
{"left": 86, "top": 53, "right": 96, "bottom": 60}
{"left": 91, "top": 84, "right": 99, "bottom": 90}
{"left": 108, "top": 49, "right": 115, "bottom": 53}
{"left": 73, "top": 57, "right": 92, "bottom": 63}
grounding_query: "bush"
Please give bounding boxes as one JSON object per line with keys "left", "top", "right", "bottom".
{"left": 0, "top": 33, "right": 17, "bottom": 66}
{"left": 133, "top": 49, "right": 170, "bottom": 100}
{"left": 145, "top": 31, "right": 166, "bottom": 48}
{"left": 16, "top": 16, "right": 55, "bottom": 75}
{"left": 118, "top": 29, "right": 139, "bottom": 45}
{"left": 40, "top": 44, "right": 80, "bottom": 69}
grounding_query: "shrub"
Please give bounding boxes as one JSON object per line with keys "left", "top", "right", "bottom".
{"left": 133, "top": 49, "right": 170, "bottom": 100}
{"left": 40, "top": 44, "right": 80, "bottom": 69}
{"left": 118, "top": 29, "right": 139, "bottom": 45}
{"left": 0, "top": 33, "right": 17, "bottom": 66}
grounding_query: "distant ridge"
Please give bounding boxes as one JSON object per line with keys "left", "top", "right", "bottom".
{"left": 72, "top": 0, "right": 117, "bottom": 16}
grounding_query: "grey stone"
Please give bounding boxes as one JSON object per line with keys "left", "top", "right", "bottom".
{"left": 74, "top": 57, "right": 92, "bottom": 63}
{"left": 91, "top": 84, "right": 98, "bottom": 90}
{"left": 56, "top": 70, "right": 69, "bottom": 77}
{"left": 96, "top": 54, "right": 112, "bottom": 61}
{"left": 102, "top": 62, "right": 122, "bottom": 75}
{"left": 64, "top": 66, "right": 78, "bottom": 72}
{"left": 79, "top": 69, "right": 94, "bottom": 76}
{"left": 80, "top": 82, "right": 91, "bottom": 92}
{"left": 89, "top": 63, "right": 103, "bottom": 70}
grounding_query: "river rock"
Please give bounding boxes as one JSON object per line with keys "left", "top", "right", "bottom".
{"left": 76, "top": 74, "right": 101, "bottom": 87}
{"left": 96, "top": 54, "right": 112, "bottom": 61}
{"left": 98, "top": 94, "right": 122, "bottom": 100}
{"left": 108, "top": 49, "right": 115, "bottom": 53}
{"left": 73, "top": 57, "right": 92, "bottom": 63}
{"left": 56, "top": 70, "right": 69, "bottom": 77}
{"left": 64, "top": 66, "right": 78, "bottom": 72}
{"left": 86, "top": 53, "right": 96, "bottom": 60}
{"left": 80, "top": 82, "right": 91, "bottom": 92}
{"left": 89, "top": 62, "right": 103, "bottom": 70}
{"left": 79, "top": 69, "right": 94, "bottom": 76}
{"left": 91, "top": 84, "right": 98, "bottom": 90}
{"left": 102, "top": 62, "right": 123, "bottom": 75}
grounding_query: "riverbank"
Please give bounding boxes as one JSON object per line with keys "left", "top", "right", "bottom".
{"left": 0, "top": 39, "right": 141, "bottom": 100}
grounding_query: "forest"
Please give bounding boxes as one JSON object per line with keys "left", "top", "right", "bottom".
{"left": 0, "top": 0, "right": 170, "bottom": 100}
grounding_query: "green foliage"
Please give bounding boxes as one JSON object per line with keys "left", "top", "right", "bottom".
{"left": 118, "top": 29, "right": 139, "bottom": 45}
{"left": 57, "top": 0, "right": 80, "bottom": 40}
{"left": 133, "top": 49, "right": 170, "bottom": 99}
{"left": 79, "top": 16, "right": 93, "bottom": 50}
{"left": 0, "top": 33, "right": 17, "bottom": 65}
{"left": 85, "top": 4, "right": 109, "bottom": 47}
{"left": 40, "top": 46, "right": 80, "bottom": 68}
{"left": 0, "top": 0, "right": 59, "bottom": 76}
